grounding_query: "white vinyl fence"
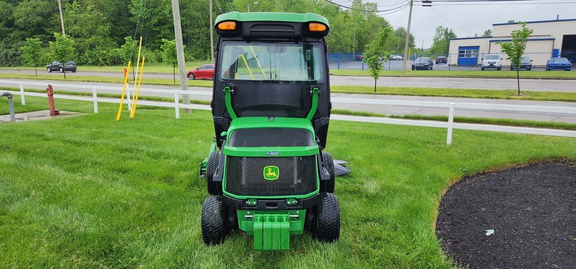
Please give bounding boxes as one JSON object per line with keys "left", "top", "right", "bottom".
{"left": 3, "top": 80, "right": 576, "bottom": 144}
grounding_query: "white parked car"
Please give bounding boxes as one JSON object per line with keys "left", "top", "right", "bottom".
{"left": 481, "top": 54, "right": 502, "bottom": 70}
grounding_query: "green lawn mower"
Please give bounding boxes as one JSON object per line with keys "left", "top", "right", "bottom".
{"left": 199, "top": 11, "right": 347, "bottom": 251}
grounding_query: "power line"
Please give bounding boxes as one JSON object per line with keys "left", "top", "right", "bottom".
{"left": 325, "top": 0, "right": 411, "bottom": 13}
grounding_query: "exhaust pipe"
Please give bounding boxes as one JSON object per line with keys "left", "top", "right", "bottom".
{"left": 1, "top": 92, "right": 15, "bottom": 122}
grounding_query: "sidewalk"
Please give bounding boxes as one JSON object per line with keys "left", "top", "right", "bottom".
{"left": 0, "top": 110, "right": 80, "bottom": 123}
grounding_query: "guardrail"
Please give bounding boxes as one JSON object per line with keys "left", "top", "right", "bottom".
{"left": 3, "top": 81, "right": 576, "bottom": 144}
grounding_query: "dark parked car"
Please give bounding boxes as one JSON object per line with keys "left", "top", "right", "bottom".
{"left": 435, "top": 56, "right": 447, "bottom": 64}
{"left": 355, "top": 54, "right": 364, "bottom": 61}
{"left": 510, "top": 56, "right": 533, "bottom": 70}
{"left": 186, "top": 64, "right": 215, "bottom": 80}
{"left": 47, "top": 60, "right": 77, "bottom": 73}
{"left": 546, "top": 57, "right": 572, "bottom": 71}
{"left": 412, "top": 57, "right": 433, "bottom": 70}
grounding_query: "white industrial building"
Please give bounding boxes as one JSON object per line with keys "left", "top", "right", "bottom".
{"left": 448, "top": 18, "right": 576, "bottom": 67}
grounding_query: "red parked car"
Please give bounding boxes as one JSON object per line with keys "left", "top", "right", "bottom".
{"left": 186, "top": 64, "right": 215, "bottom": 80}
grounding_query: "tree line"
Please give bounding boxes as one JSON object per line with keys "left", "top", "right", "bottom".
{"left": 1, "top": 0, "right": 427, "bottom": 67}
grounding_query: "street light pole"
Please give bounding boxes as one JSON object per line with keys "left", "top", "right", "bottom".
{"left": 422, "top": 39, "right": 425, "bottom": 56}
{"left": 210, "top": 0, "right": 214, "bottom": 63}
{"left": 247, "top": 1, "right": 258, "bottom": 12}
{"left": 353, "top": 22, "right": 356, "bottom": 59}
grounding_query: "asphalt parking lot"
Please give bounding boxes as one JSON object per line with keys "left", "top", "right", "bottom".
{"left": 329, "top": 59, "right": 570, "bottom": 72}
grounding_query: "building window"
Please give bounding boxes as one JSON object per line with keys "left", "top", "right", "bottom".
{"left": 458, "top": 49, "right": 478, "bottom": 58}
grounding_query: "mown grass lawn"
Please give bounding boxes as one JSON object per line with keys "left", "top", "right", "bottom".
{"left": 1, "top": 98, "right": 575, "bottom": 268}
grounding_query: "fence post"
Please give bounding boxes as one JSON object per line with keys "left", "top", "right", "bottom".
{"left": 174, "top": 92, "right": 180, "bottom": 119}
{"left": 447, "top": 103, "right": 455, "bottom": 145}
{"left": 92, "top": 87, "right": 99, "bottom": 113}
{"left": 19, "top": 82, "right": 25, "bottom": 105}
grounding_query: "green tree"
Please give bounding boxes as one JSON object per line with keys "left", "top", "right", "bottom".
{"left": 393, "top": 27, "right": 415, "bottom": 56}
{"left": 160, "top": 38, "right": 180, "bottom": 83}
{"left": 66, "top": 1, "right": 114, "bottom": 66}
{"left": 363, "top": 26, "right": 392, "bottom": 92}
{"left": 430, "top": 26, "right": 456, "bottom": 56}
{"left": 120, "top": 36, "right": 139, "bottom": 64}
{"left": 20, "top": 37, "right": 43, "bottom": 76}
{"left": 482, "top": 29, "right": 492, "bottom": 37}
{"left": 497, "top": 22, "right": 533, "bottom": 95}
{"left": 48, "top": 33, "right": 75, "bottom": 79}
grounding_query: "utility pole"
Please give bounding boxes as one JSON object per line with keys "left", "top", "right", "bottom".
{"left": 57, "top": 0, "right": 66, "bottom": 36}
{"left": 171, "top": 0, "right": 190, "bottom": 111}
{"left": 402, "top": 0, "right": 413, "bottom": 73}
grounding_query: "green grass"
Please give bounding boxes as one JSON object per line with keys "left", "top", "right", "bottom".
{"left": 1, "top": 98, "right": 575, "bottom": 268}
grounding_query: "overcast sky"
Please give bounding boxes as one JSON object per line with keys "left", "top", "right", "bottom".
{"left": 334, "top": 0, "right": 576, "bottom": 49}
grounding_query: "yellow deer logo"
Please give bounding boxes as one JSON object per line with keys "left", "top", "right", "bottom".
{"left": 263, "top": 166, "right": 280, "bottom": 180}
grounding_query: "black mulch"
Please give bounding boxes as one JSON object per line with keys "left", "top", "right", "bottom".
{"left": 436, "top": 160, "right": 576, "bottom": 269}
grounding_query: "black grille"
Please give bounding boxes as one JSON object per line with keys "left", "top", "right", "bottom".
{"left": 229, "top": 128, "right": 314, "bottom": 147}
{"left": 225, "top": 156, "right": 317, "bottom": 196}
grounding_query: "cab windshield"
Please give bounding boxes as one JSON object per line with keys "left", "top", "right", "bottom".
{"left": 219, "top": 41, "right": 324, "bottom": 81}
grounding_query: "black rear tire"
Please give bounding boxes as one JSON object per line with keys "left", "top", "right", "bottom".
{"left": 206, "top": 151, "right": 221, "bottom": 195}
{"left": 320, "top": 152, "right": 335, "bottom": 193}
{"left": 201, "top": 195, "right": 227, "bottom": 245}
{"left": 314, "top": 193, "right": 340, "bottom": 242}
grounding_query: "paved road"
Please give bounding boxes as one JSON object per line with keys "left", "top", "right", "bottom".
{"left": 1, "top": 71, "right": 575, "bottom": 124}
{"left": 2, "top": 67, "right": 575, "bottom": 92}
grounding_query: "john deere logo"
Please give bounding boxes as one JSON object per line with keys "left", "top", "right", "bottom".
{"left": 263, "top": 166, "right": 280, "bottom": 180}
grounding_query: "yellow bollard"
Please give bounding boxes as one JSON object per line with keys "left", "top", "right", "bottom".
{"left": 130, "top": 57, "right": 145, "bottom": 119}
{"left": 116, "top": 61, "right": 132, "bottom": 121}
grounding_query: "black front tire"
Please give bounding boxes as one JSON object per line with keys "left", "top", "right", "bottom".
{"left": 188, "top": 73, "right": 195, "bottom": 80}
{"left": 206, "top": 151, "right": 221, "bottom": 195}
{"left": 47, "top": 67, "right": 51, "bottom": 73}
{"left": 313, "top": 193, "right": 340, "bottom": 243}
{"left": 201, "top": 195, "right": 228, "bottom": 245}
{"left": 320, "top": 152, "right": 335, "bottom": 193}
{"left": 59, "top": 67, "right": 64, "bottom": 73}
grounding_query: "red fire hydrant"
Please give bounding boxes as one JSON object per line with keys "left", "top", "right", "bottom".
{"left": 46, "top": 84, "right": 60, "bottom": 116}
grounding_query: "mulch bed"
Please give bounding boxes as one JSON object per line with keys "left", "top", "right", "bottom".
{"left": 436, "top": 160, "right": 575, "bottom": 268}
